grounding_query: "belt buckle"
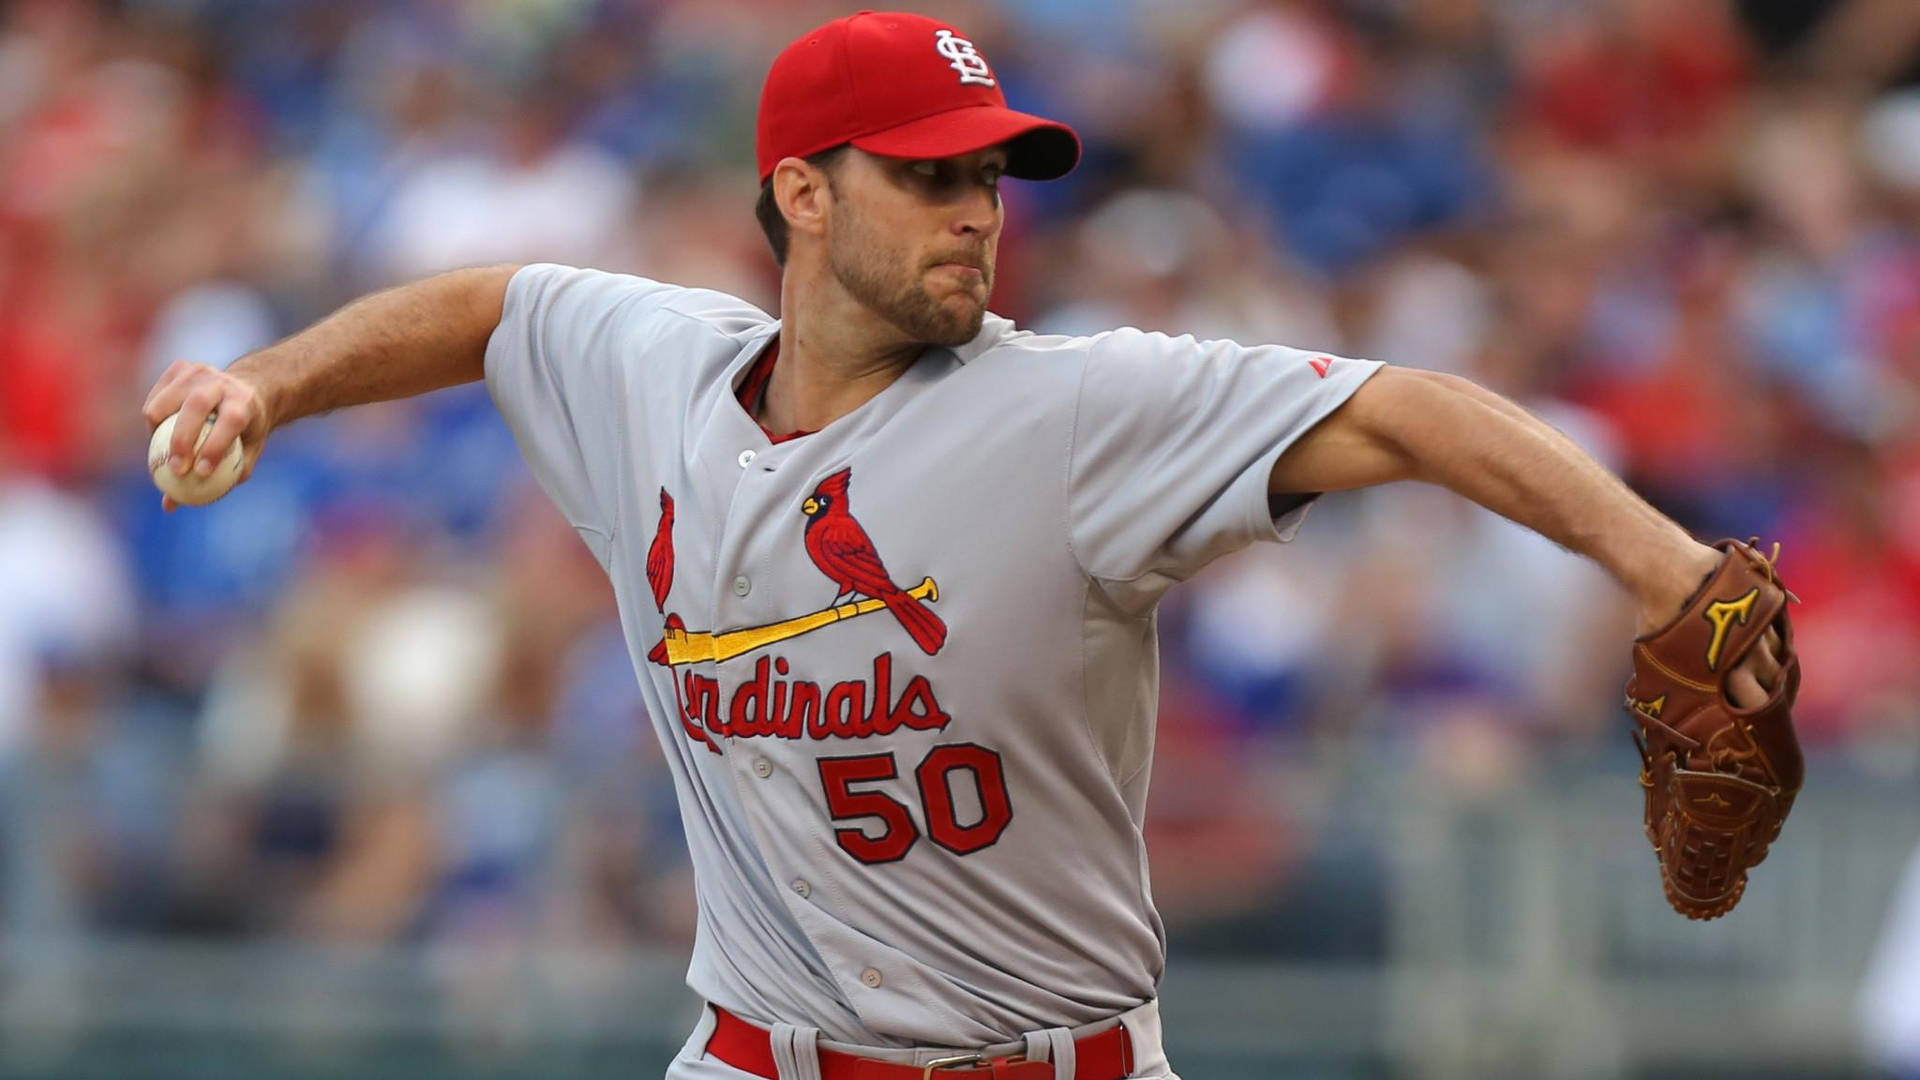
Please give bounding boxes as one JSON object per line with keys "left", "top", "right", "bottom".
{"left": 921, "top": 1051, "right": 996, "bottom": 1078}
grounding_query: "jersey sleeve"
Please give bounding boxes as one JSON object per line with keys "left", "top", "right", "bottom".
{"left": 483, "top": 263, "right": 680, "bottom": 541}
{"left": 1066, "top": 329, "right": 1383, "bottom": 604}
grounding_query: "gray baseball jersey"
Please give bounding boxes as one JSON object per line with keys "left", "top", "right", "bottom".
{"left": 484, "top": 263, "right": 1382, "bottom": 1052}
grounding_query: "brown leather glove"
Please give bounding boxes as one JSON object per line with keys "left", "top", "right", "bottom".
{"left": 1625, "top": 539, "right": 1803, "bottom": 920}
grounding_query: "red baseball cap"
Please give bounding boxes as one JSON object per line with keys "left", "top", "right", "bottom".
{"left": 756, "top": 11, "right": 1080, "bottom": 185}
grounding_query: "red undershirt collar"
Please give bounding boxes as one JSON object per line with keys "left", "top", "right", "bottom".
{"left": 737, "top": 338, "right": 815, "bottom": 445}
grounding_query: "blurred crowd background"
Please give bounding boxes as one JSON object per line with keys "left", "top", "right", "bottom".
{"left": 4, "top": 0, "right": 1920, "bottom": 1076}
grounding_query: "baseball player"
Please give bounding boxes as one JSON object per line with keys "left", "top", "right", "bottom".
{"left": 141, "top": 12, "right": 1792, "bottom": 1079}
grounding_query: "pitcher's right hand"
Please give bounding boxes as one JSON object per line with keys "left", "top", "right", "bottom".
{"left": 141, "top": 361, "right": 273, "bottom": 511}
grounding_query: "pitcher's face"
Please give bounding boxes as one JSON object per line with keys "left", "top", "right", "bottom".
{"left": 824, "top": 147, "right": 1007, "bottom": 347}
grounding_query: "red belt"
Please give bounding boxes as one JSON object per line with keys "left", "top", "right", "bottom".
{"left": 705, "top": 1006, "right": 1135, "bottom": 1080}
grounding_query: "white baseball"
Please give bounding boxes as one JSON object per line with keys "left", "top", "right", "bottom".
{"left": 148, "top": 412, "right": 244, "bottom": 506}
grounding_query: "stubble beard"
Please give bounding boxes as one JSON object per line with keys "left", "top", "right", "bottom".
{"left": 829, "top": 215, "right": 990, "bottom": 348}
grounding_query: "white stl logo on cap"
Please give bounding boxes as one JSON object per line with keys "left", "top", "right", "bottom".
{"left": 934, "top": 29, "right": 995, "bottom": 87}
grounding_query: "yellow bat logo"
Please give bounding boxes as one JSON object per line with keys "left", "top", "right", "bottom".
{"left": 1702, "top": 587, "right": 1760, "bottom": 671}
{"left": 655, "top": 578, "right": 938, "bottom": 666}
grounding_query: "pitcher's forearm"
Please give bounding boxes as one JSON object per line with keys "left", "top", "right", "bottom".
{"left": 234, "top": 264, "right": 520, "bottom": 427}
{"left": 1427, "top": 372, "right": 1701, "bottom": 603}
{"left": 1391, "top": 372, "right": 1717, "bottom": 626}
{"left": 1272, "top": 367, "right": 1719, "bottom": 627}
{"left": 141, "top": 264, "right": 521, "bottom": 509}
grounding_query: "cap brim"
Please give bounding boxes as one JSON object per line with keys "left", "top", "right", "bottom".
{"left": 852, "top": 105, "right": 1080, "bottom": 181}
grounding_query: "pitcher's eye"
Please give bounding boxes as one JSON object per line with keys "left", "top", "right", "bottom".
{"left": 911, "top": 161, "right": 939, "bottom": 178}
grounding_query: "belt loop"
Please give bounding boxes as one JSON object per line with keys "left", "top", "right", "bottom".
{"left": 769, "top": 1021, "right": 822, "bottom": 1080}
{"left": 1021, "top": 1027, "right": 1075, "bottom": 1080}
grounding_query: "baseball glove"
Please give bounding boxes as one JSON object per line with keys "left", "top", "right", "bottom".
{"left": 1625, "top": 538, "right": 1803, "bottom": 921}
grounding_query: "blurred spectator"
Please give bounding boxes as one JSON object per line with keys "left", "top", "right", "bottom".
{"left": 1862, "top": 838, "right": 1920, "bottom": 1078}
{"left": 1209, "top": 2, "right": 1496, "bottom": 275}
{"left": 359, "top": 86, "right": 638, "bottom": 283}
{"left": 0, "top": 475, "right": 135, "bottom": 753}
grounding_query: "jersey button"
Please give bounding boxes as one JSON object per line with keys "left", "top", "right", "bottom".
{"left": 732, "top": 575, "right": 751, "bottom": 597}
{"left": 791, "top": 879, "right": 811, "bottom": 898}
{"left": 738, "top": 449, "right": 756, "bottom": 468}
{"left": 752, "top": 757, "right": 773, "bottom": 779}
{"left": 859, "top": 967, "right": 882, "bottom": 989}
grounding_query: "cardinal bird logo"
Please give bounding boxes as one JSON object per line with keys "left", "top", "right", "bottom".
{"left": 646, "top": 488, "right": 675, "bottom": 613}
{"left": 801, "top": 468, "right": 947, "bottom": 656}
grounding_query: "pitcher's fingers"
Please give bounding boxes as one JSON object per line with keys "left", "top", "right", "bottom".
{"left": 198, "top": 404, "right": 249, "bottom": 476}
{"left": 1728, "top": 666, "right": 1767, "bottom": 710}
{"left": 142, "top": 361, "right": 198, "bottom": 429}
{"left": 140, "top": 363, "right": 185, "bottom": 426}
{"left": 1750, "top": 630, "right": 1782, "bottom": 685}
{"left": 161, "top": 493, "right": 179, "bottom": 514}
{"left": 168, "top": 383, "right": 222, "bottom": 474}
